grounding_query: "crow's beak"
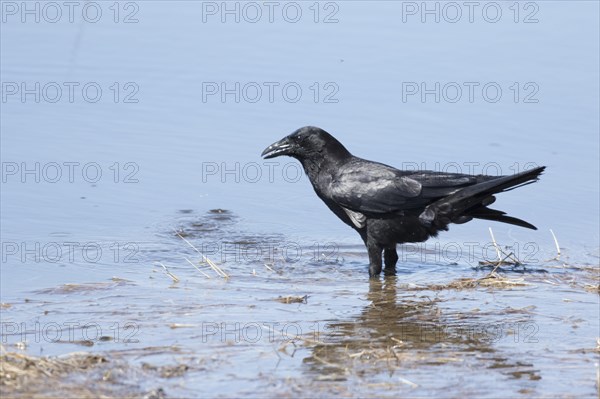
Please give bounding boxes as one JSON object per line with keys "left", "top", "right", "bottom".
{"left": 261, "top": 137, "right": 293, "bottom": 159}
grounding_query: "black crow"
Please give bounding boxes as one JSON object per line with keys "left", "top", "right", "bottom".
{"left": 261, "top": 126, "right": 545, "bottom": 277}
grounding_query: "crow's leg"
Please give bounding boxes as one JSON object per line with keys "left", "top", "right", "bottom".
{"left": 367, "top": 243, "right": 383, "bottom": 277}
{"left": 383, "top": 246, "right": 398, "bottom": 276}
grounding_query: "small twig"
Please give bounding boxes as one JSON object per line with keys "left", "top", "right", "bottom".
{"left": 489, "top": 227, "right": 502, "bottom": 262}
{"left": 398, "top": 376, "right": 419, "bottom": 388}
{"left": 485, "top": 252, "right": 517, "bottom": 278}
{"left": 504, "top": 250, "right": 522, "bottom": 265}
{"left": 264, "top": 263, "right": 275, "bottom": 272}
{"left": 174, "top": 230, "right": 229, "bottom": 278}
{"left": 206, "top": 257, "right": 229, "bottom": 279}
{"left": 185, "top": 257, "right": 211, "bottom": 279}
{"left": 497, "top": 249, "right": 522, "bottom": 266}
{"left": 550, "top": 229, "right": 561, "bottom": 260}
{"left": 482, "top": 228, "right": 522, "bottom": 266}
{"left": 158, "top": 262, "right": 179, "bottom": 283}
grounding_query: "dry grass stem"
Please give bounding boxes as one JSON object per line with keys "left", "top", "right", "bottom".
{"left": 158, "top": 262, "right": 180, "bottom": 283}
{"left": 175, "top": 230, "right": 229, "bottom": 278}
{"left": 185, "top": 257, "right": 211, "bottom": 279}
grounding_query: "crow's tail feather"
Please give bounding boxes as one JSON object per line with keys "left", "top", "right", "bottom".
{"left": 419, "top": 166, "right": 545, "bottom": 230}
{"left": 468, "top": 207, "right": 537, "bottom": 230}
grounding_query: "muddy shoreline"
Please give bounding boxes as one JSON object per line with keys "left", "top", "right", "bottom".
{"left": 2, "top": 210, "right": 598, "bottom": 398}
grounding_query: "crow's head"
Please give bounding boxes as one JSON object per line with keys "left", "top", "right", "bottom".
{"left": 261, "top": 126, "right": 350, "bottom": 161}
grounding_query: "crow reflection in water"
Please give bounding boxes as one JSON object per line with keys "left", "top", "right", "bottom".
{"left": 302, "top": 277, "right": 540, "bottom": 382}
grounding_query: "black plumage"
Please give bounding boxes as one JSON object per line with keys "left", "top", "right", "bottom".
{"left": 262, "top": 126, "right": 545, "bottom": 277}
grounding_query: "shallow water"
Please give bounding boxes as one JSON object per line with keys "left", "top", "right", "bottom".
{"left": 1, "top": 1, "right": 599, "bottom": 398}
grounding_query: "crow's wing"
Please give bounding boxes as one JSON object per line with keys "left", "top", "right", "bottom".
{"left": 329, "top": 161, "right": 421, "bottom": 214}
{"left": 329, "top": 159, "right": 488, "bottom": 215}
{"left": 406, "top": 171, "right": 487, "bottom": 198}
